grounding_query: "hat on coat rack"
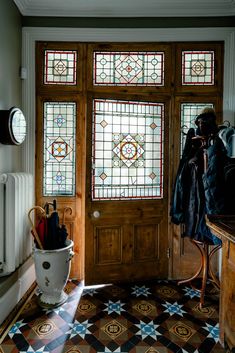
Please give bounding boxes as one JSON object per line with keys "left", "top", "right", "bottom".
{"left": 195, "top": 108, "right": 217, "bottom": 136}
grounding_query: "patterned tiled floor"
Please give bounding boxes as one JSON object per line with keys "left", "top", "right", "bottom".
{"left": 0, "top": 280, "right": 226, "bottom": 353}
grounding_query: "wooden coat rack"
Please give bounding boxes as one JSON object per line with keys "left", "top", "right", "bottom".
{"left": 178, "top": 134, "right": 221, "bottom": 309}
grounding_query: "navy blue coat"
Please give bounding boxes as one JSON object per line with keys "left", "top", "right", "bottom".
{"left": 170, "top": 128, "right": 226, "bottom": 245}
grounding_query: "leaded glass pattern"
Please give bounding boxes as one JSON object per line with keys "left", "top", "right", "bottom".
{"left": 92, "top": 99, "right": 164, "bottom": 200}
{"left": 44, "top": 50, "right": 77, "bottom": 85}
{"left": 43, "top": 102, "right": 76, "bottom": 196}
{"left": 182, "top": 51, "right": 214, "bottom": 85}
{"left": 180, "top": 103, "right": 214, "bottom": 154}
{"left": 94, "top": 52, "right": 164, "bottom": 86}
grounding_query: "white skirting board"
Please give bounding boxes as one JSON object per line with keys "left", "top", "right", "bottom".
{"left": 0, "top": 258, "right": 35, "bottom": 325}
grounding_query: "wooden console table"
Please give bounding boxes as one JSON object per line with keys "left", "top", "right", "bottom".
{"left": 206, "top": 215, "right": 235, "bottom": 352}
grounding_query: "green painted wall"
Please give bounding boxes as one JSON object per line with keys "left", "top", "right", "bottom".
{"left": 0, "top": 1, "right": 22, "bottom": 114}
{"left": 22, "top": 16, "right": 235, "bottom": 28}
{"left": 0, "top": 0, "right": 22, "bottom": 296}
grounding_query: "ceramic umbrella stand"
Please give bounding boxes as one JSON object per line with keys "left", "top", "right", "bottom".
{"left": 28, "top": 202, "right": 74, "bottom": 308}
{"left": 33, "top": 239, "right": 74, "bottom": 308}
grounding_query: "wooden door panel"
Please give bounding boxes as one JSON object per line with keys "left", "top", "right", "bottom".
{"left": 172, "top": 225, "right": 201, "bottom": 279}
{"left": 85, "top": 199, "right": 168, "bottom": 284}
{"left": 134, "top": 224, "right": 159, "bottom": 261}
{"left": 95, "top": 226, "right": 122, "bottom": 265}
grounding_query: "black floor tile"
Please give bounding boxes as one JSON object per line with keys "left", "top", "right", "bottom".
{"left": 0, "top": 280, "right": 226, "bottom": 353}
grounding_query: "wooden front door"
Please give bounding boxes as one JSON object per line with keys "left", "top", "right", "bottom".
{"left": 84, "top": 95, "right": 170, "bottom": 284}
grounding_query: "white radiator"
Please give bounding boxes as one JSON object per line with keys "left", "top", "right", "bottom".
{"left": 0, "top": 173, "right": 34, "bottom": 276}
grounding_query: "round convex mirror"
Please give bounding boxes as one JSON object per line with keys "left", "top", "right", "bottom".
{"left": 0, "top": 107, "right": 27, "bottom": 145}
{"left": 10, "top": 108, "right": 27, "bottom": 145}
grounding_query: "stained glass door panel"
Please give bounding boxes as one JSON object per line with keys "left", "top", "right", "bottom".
{"left": 94, "top": 51, "right": 164, "bottom": 86}
{"left": 92, "top": 99, "right": 164, "bottom": 200}
{"left": 85, "top": 97, "right": 168, "bottom": 284}
{"left": 182, "top": 51, "right": 214, "bottom": 85}
{"left": 44, "top": 50, "right": 77, "bottom": 85}
{"left": 43, "top": 102, "right": 76, "bottom": 196}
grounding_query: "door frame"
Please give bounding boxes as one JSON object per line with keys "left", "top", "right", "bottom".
{"left": 21, "top": 27, "right": 235, "bottom": 279}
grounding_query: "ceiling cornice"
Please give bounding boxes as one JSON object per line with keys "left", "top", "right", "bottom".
{"left": 13, "top": 0, "right": 235, "bottom": 18}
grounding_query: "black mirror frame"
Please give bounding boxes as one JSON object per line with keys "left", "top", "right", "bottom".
{"left": 0, "top": 107, "right": 27, "bottom": 145}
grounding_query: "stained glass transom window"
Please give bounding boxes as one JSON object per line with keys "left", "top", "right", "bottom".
{"left": 181, "top": 103, "right": 214, "bottom": 154}
{"left": 182, "top": 51, "right": 214, "bottom": 85}
{"left": 92, "top": 99, "right": 164, "bottom": 200}
{"left": 94, "top": 52, "right": 164, "bottom": 86}
{"left": 44, "top": 50, "right": 77, "bottom": 85}
{"left": 43, "top": 102, "right": 76, "bottom": 196}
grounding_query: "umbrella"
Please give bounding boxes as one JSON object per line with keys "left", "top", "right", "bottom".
{"left": 36, "top": 216, "right": 47, "bottom": 249}
{"left": 43, "top": 200, "right": 70, "bottom": 250}
{"left": 29, "top": 200, "right": 71, "bottom": 250}
{"left": 43, "top": 200, "right": 58, "bottom": 250}
{"left": 28, "top": 206, "right": 46, "bottom": 249}
{"left": 59, "top": 207, "right": 72, "bottom": 248}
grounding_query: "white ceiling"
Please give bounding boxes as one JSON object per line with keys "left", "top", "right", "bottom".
{"left": 13, "top": 0, "right": 235, "bottom": 17}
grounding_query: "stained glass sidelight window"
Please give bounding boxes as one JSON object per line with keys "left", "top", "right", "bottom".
{"left": 93, "top": 51, "right": 164, "bottom": 86}
{"left": 44, "top": 50, "right": 77, "bottom": 85}
{"left": 92, "top": 99, "right": 164, "bottom": 200}
{"left": 43, "top": 102, "right": 76, "bottom": 196}
{"left": 180, "top": 103, "right": 214, "bottom": 153}
{"left": 182, "top": 51, "right": 214, "bottom": 85}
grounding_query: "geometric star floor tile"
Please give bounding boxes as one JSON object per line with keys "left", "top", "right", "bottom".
{"left": 130, "top": 286, "right": 151, "bottom": 298}
{"left": 192, "top": 303, "right": 216, "bottom": 317}
{"left": 132, "top": 300, "right": 158, "bottom": 317}
{"left": 135, "top": 320, "right": 161, "bottom": 340}
{"left": 169, "top": 320, "right": 197, "bottom": 342}
{"left": 163, "top": 318, "right": 205, "bottom": 350}
{"left": 62, "top": 345, "right": 92, "bottom": 353}
{"left": 103, "top": 300, "right": 125, "bottom": 315}
{"left": 0, "top": 279, "right": 226, "bottom": 353}
{"left": 102, "top": 285, "right": 126, "bottom": 299}
{"left": 32, "top": 319, "right": 58, "bottom": 338}
{"left": 76, "top": 300, "right": 96, "bottom": 315}
{"left": 103, "top": 319, "right": 127, "bottom": 340}
{"left": 129, "top": 341, "right": 176, "bottom": 353}
{"left": 156, "top": 285, "right": 179, "bottom": 300}
{"left": 162, "top": 301, "right": 187, "bottom": 317}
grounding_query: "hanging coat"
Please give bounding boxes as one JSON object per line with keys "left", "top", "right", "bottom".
{"left": 170, "top": 128, "right": 223, "bottom": 245}
{"left": 218, "top": 126, "right": 235, "bottom": 214}
{"left": 202, "top": 135, "right": 227, "bottom": 215}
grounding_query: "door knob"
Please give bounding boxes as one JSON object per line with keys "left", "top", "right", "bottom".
{"left": 93, "top": 210, "right": 101, "bottom": 218}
